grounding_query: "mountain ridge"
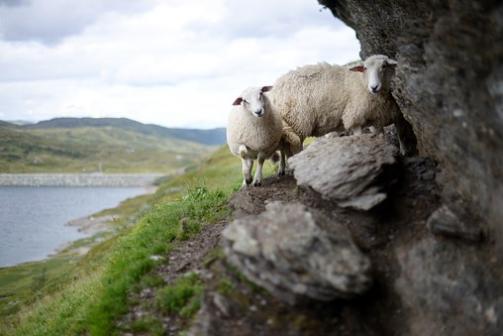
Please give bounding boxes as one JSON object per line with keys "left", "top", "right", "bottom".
{"left": 23, "top": 117, "right": 226, "bottom": 145}
{"left": 0, "top": 119, "right": 218, "bottom": 173}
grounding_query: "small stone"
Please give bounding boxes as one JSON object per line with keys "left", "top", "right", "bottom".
{"left": 485, "top": 306, "right": 497, "bottom": 324}
{"left": 426, "top": 205, "right": 482, "bottom": 242}
{"left": 212, "top": 293, "right": 231, "bottom": 317}
{"left": 140, "top": 288, "right": 154, "bottom": 299}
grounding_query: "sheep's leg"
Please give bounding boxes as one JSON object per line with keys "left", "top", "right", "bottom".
{"left": 238, "top": 144, "right": 248, "bottom": 158}
{"left": 253, "top": 154, "right": 265, "bottom": 187}
{"left": 241, "top": 158, "right": 254, "bottom": 187}
{"left": 278, "top": 150, "right": 286, "bottom": 177}
{"left": 368, "top": 125, "right": 384, "bottom": 134}
{"left": 352, "top": 127, "right": 363, "bottom": 135}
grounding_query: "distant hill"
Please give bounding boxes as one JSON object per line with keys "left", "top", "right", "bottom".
{"left": 0, "top": 121, "right": 18, "bottom": 128}
{"left": 0, "top": 118, "right": 221, "bottom": 173}
{"left": 6, "top": 120, "right": 33, "bottom": 126}
{"left": 26, "top": 118, "right": 226, "bottom": 146}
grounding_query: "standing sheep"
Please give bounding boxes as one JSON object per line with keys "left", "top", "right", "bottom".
{"left": 227, "top": 86, "right": 285, "bottom": 187}
{"left": 271, "top": 54, "right": 417, "bottom": 156}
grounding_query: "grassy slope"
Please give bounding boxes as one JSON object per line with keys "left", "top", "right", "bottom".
{"left": 0, "top": 146, "right": 279, "bottom": 335}
{"left": 0, "top": 126, "right": 213, "bottom": 173}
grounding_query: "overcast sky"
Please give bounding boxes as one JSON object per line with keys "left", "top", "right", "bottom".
{"left": 0, "top": 0, "right": 360, "bottom": 129}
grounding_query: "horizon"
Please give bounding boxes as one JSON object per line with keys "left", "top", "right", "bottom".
{"left": 1, "top": 116, "right": 226, "bottom": 130}
{"left": 0, "top": 0, "right": 360, "bottom": 129}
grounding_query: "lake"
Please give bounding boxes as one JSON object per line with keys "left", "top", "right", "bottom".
{"left": 0, "top": 187, "right": 146, "bottom": 267}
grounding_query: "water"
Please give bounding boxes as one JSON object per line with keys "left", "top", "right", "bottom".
{"left": 0, "top": 187, "right": 145, "bottom": 267}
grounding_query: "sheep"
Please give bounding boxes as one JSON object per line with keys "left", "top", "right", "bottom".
{"left": 270, "top": 54, "right": 417, "bottom": 156}
{"left": 226, "top": 86, "right": 286, "bottom": 187}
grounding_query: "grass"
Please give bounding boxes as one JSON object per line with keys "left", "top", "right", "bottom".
{"left": 0, "top": 145, "right": 262, "bottom": 336}
{"left": 0, "top": 257, "right": 77, "bottom": 317}
{"left": 217, "top": 277, "right": 235, "bottom": 296}
{"left": 130, "top": 316, "right": 164, "bottom": 335}
{"left": 156, "top": 272, "right": 203, "bottom": 318}
{"left": 0, "top": 126, "right": 213, "bottom": 173}
{"left": 86, "top": 185, "right": 229, "bottom": 334}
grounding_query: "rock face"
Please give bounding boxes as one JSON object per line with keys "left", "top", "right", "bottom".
{"left": 289, "top": 133, "right": 398, "bottom": 210}
{"left": 319, "top": 0, "right": 503, "bottom": 241}
{"left": 222, "top": 201, "right": 371, "bottom": 304}
{"left": 395, "top": 237, "right": 503, "bottom": 335}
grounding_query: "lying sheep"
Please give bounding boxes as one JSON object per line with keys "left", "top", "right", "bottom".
{"left": 271, "top": 54, "right": 417, "bottom": 156}
{"left": 227, "top": 86, "right": 285, "bottom": 187}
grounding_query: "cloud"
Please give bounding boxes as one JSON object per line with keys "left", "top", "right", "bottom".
{"left": 0, "top": 0, "right": 360, "bottom": 128}
{"left": 0, "top": 0, "right": 152, "bottom": 43}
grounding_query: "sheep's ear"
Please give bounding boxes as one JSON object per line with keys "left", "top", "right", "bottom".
{"left": 386, "top": 58, "right": 398, "bottom": 66}
{"left": 261, "top": 85, "right": 273, "bottom": 92}
{"left": 232, "top": 97, "right": 243, "bottom": 105}
{"left": 349, "top": 65, "right": 366, "bottom": 72}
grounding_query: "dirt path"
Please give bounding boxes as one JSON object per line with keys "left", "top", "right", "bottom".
{"left": 118, "top": 221, "right": 227, "bottom": 335}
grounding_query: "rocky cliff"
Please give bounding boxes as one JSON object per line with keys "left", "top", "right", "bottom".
{"left": 319, "top": 0, "right": 503, "bottom": 244}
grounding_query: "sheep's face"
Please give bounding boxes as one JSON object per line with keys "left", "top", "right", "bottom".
{"left": 350, "top": 55, "right": 397, "bottom": 95}
{"left": 232, "top": 86, "right": 272, "bottom": 118}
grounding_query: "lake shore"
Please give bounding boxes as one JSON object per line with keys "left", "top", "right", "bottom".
{"left": 0, "top": 173, "right": 165, "bottom": 187}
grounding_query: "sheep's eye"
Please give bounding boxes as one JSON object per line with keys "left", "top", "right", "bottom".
{"left": 242, "top": 99, "right": 248, "bottom": 104}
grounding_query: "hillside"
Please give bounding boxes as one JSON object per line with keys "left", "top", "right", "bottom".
{"left": 26, "top": 118, "right": 226, "bottom": 146}
{"left": 0, "top": 121, "right": 217, "bottom": 173}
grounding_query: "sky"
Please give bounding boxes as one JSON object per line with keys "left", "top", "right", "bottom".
{"left": 0, "top": 0, "right": 360, "bottom": 129}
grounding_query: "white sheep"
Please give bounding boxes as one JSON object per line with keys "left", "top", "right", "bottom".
{"left": 271, "top": 54, "right": 416, "bottom": 156}
{"left": 226, "top": 86, "right": 286, "bottom": 187}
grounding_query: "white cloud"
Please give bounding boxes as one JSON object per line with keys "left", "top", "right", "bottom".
{"left": 0, "top": 0, "right": 360, "bottom": 128}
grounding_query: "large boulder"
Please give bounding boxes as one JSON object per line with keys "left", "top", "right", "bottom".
{"left": 289, "top": 133, "right": 398, "bottom": 210}
{"left": 222, "top": 201, "right": 371, "bottom": 304}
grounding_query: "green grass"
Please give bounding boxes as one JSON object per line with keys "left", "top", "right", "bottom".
{"left": 0, "top": 145, "right": 257, "bottom": 336}
{"left": 0, "top": 257, "right": 77, "bottom": 317}
{"left": 217, "top": 277, "right": 235, "bottom": 296}
{"left": 156, "top": 272, "right": 203, "bottom": 318}
{"left": 86, "top": 185, "right": 229, "bottom": 335}
{"left": 0, "top": 126, "right": 213, "bottom": 173}
{"left": 130, "top": 316, "right": 164, "bottom": 335}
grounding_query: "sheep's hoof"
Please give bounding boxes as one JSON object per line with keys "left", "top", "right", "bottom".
{"left": 242, "top": 178, "right": 252, "bottom": 188}
{"left": 253, "top": 180, "right": 262, "bottom": 187}
{"left": 278, "top": 170, "right": 285, "bottom": 177}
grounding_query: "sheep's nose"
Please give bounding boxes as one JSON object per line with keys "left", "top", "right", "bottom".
{"left": 371, "top": 85, "right": 379, "bottom": 93}
{"left": 255, "top": 110, "right": 264, "bottom": 117}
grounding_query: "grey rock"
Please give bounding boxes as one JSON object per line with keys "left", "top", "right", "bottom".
{"left": 427, "top": 205, "right": 483, "bottom": 242}
{"left": 212, "top": 293, "right": 231, "bottom": 317}
{"left": 222, "top": 201, "right": 371, "bottom": 304}
{"left": 319, "top": 0, "right": 503, "bottom": 246}
{"left": 289, "top": 133, "right": 398, "bottom": 210}
{"left": 395, "top": 237, "right": 503, "bottom": 335}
